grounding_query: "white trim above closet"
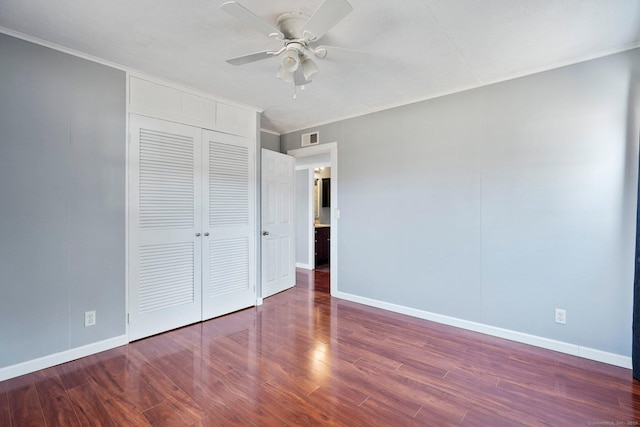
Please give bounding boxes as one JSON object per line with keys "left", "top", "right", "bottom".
{"left": 129, "top": 74, "right": 259, "bottom": 137}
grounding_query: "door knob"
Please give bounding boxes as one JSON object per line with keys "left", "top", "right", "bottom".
{"left": 262, "top": 231, "right": 270, "bottom": 236}
{"left": 195, "top": 233, "right": 201, "bottom": 237}
{"left": 204, "top": 232, "right": 210, "bottom": 236}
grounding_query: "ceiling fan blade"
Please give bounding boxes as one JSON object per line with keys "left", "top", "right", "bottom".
{"left": 294, "top": 67, "right": 312, "bottom": 86}
{"left": 302, "top": 0, "right": 353, "bottom": 41}
{"left": 220, "top": 1, "right": 284, "bottom": 38}
{"left": 314, "top": 45, "right": 371, "bottom": 61}
{"left": 226, "top": 50, "right": 274, "bottom": 66}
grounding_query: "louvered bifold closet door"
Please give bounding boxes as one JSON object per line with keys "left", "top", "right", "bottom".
{"left": 201, "top": 129, "right": 256, "bottom": 320}
{"left": 129, "top": 115, "right": 202, "bottom": 341}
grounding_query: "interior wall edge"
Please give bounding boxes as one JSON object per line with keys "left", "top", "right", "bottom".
{"left": 0, "top": 335, "right": 128, "bottom": 382}
{"left": 0, "top": 27, "right": 263, "bottom": 115}
{"left": 334, "top": 290, "right": 632, "bottom": 370}
{"left": 279, "top": 44, "right": 640, "bottom": 136}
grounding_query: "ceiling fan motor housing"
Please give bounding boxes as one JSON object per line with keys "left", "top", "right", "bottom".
{"left": 276, "top": 12, "right": 311, "bottom": 40}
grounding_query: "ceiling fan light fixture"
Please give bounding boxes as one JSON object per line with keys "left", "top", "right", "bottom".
{"left": 280, "top": 49, "right": 300, "bottom": 72}
{"left": 301, "top": 57, "right": 319, "bottom": 80}
{"left": 277, "top": 65, "right": 294, "bottom": 82}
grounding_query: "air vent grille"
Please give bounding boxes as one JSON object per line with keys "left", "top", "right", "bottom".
{"left": 301, "top": 131, "right": 319, "bottom": 147}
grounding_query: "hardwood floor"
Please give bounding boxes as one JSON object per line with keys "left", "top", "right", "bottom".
{"left": 2, "top": 269, "right": 639, "bottom": 426}
{"left": 295, "top": 268, "right": 330, "bottom": 293}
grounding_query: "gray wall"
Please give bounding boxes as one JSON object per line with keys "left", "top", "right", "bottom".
{"left": 260, "top": 131, "right": 280, "bottom": 152}
{"left": 0, "top": 34, "right": 126, "bottom": 368}
{"left": 296, "top": 169, "right": 311, "bottom": 266}
{"left": 282, "top": 49, "right": 640, "bottom": 357}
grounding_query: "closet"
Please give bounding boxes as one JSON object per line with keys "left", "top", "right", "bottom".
{"left": 127, "top": 76, "right": 258, "bottom": 341}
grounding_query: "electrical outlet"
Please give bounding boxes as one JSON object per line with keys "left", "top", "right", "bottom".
{"left": 85, "top": 311, "right": 96, "bottom": 327}
{"left": 555, "top": 308, "right": 566, "bottom": 324}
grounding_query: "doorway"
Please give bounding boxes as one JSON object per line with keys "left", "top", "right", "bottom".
{"left": 288, "top": 143, "right": 338, "bottom": 295}
{"left": 312, "top": 165, "right": 331, "bottom": 272}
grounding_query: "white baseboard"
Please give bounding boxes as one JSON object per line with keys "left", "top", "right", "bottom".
{"left": 0, "top": 335, "right": 129, "bottom": 382}
{"left": 578, "top": 347, "right": 632, "bottom": 368}
{"left": 334, "top": 291, "right": 632, "bottom": 369}
{"left": 256, "top": 297, "right": 264, "bottom": 306}
{"left": 296, "top": 262, "right": 313, "bottom": 270}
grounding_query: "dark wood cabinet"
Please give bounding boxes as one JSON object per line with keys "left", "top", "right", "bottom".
{"left": 321, "top": 178, "right": 330, "bottom": 207}
{"left": 315, "top": 226, "right": 330, "bottom": 266}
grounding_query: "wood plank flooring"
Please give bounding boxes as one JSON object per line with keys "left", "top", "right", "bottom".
{"left": 2, "top": 268, "right": 639, "bottom": 426}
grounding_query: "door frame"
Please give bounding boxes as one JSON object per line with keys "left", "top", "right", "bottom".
{"left": 288, "top": 142, "right": 338, "bottom": 296}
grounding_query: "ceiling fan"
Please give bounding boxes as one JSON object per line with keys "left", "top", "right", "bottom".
{"left": 220, "top": 0, "right": 369, "bottom": 89}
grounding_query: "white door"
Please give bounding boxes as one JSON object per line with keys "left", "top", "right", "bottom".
{"left": 261, "top": 149, "right": 295, "bottom": 298}
{"left": 201, "top": 130, "right": 256, "bottom": 320}
{"left": 129, "top": 115, "right": 202, "bottom": 341}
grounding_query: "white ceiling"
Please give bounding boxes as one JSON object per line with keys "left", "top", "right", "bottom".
{"left": 1, "top": 1, "right": 639, "bottom": 134}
